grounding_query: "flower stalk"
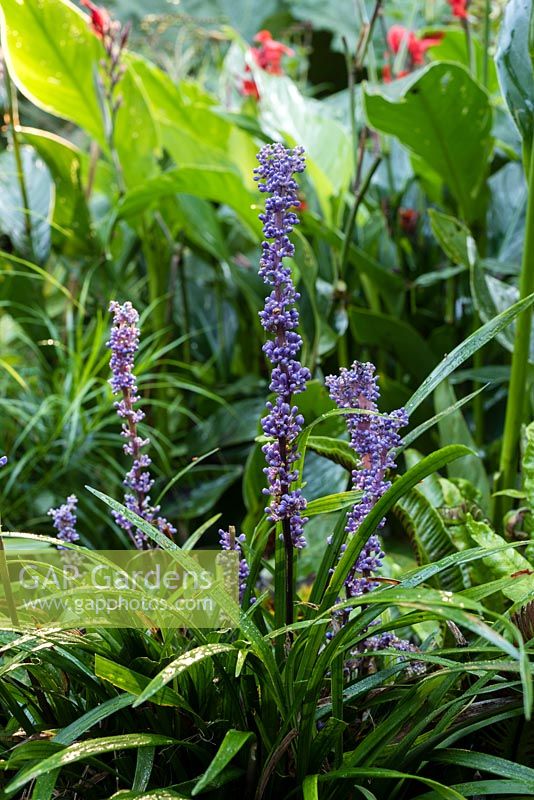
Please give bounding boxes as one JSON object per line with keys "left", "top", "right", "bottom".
{"left": 497, "top": 148, "right": 534, "bottom": 517}
{"left": 255, "top": 144, "right": 310, "bottom": 627}
{"left": 107, "top": 301, "right": 176, "bottom": 548}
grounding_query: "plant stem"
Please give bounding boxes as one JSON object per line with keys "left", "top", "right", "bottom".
{"left": 339, "top": 150, "right": 382, "bottom": 279}
{"left": 331, "top": 654, "right": 344, "bottom": 767}
{"left": 496, "top": 148, "right": 534, "bottom": 516}
{"left": 4, "top": 77, "right": 33, "bottom": 257}
{"left": 281, "top": 518, "right": 294, "bottom": 630}
{"left": 463, "top": 19, "right": 475, "bottom": 76}
{"left": 482, "top": 0, "right": 491, "bottom": 87}
{"left": 0, "top": 527, "right": 19, "bottom": 628}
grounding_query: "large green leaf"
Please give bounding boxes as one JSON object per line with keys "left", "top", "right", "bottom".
{"left": 128, "top": 55, "right": 258, "bottom": 186}
{"left": 0, "top": 0, "right": 103, "bottom": 143}
{"left": 21, "top": 128, "right": 95, "bottom": 256}
{"left": 430, "top": 208, "right": 534, "bottom": 362}
{"left": 252, "top": 69, "right": 353, "bottom": 216}
{"left": 349, "top": 308, "right": 436, "bottom": 383}
{"left": 0, "top": 147, "right": 52, "bottom": 264}
{"left": 0, "top": 0, "right": 158, "bottom": 186}
{"left": 364, "top": 63, "right": 493, "bottom": 220}
{"left": 118, "top": 168, "right": 261, "bottom": 238}
{"left": 495, "top": 0, "right": 534, "bottom": 152}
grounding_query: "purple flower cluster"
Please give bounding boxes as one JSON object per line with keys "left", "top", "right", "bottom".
{"left": 326, "top": 361, "right": 407, "bottom": 597}
{"left": 364, "top": 632, "right": 426, "bottom": 675}
{"left": 254, "top": 143, "right": 310, "bottom": 549}
{"left": 48, "top": 494, "right": 79, "bottom": 544}
{"left": 0, "top": 456, "right": 7, "bottom": 468}
{"left": 107, "top": 301, "right": 176, "bottom": 549}
{"left": 219, "top": 527, "right": 250, "bottom": 603}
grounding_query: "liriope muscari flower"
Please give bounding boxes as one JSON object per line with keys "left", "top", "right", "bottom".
{"left": 48, "top": 494, "right": 79, "bottom": 544}
{"left": 326, "top": 361, "right": 407, "bottom": 598}
{"left": 219, "top": 527, "right": 250, "bottom": 603}
{"left": 364, "top": 632, "right": 425, "bottom": 675}
{"left": 254, "top": 143, "right": 310, "bottom": 549}
{"left": 107, "top": 301, "right": 176, "bottom": 549}
{"left": 326, "top": 362, "right": 422, "bottom": 668}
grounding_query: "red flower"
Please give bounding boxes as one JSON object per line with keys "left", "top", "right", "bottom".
{"left": 81, "top": 0, "right": 110, "bottom": 38}
{"left": 387, "top": 25, "right": 413, "bottom": 55}
{"left": 387, "top": 25, "right": 441, "bottom": 65}
{"left": 398, "top": 208, "right": 419, "bottom": 235}
{"left": 241, "top": 67, "right": 260, "bottom": 100}
{"left": 384, "top": 24, "right": 442, "bottom": 80}
{"left": 382, "top": 63, "right": 409, "bottom": 83}
{"left": 240, "top": 30, "right": 294, "bottom": 100}
{"left": 448, "top": 0, "right": 468, "bottom": 18}
{"left": 409, "top": 34, "right": 443, "bottom": 65}
{"left": 251, "top": 29, "right": 294, "bottom": 76}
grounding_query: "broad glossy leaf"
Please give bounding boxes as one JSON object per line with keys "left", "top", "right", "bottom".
{"left": 0, "top": 147, "right": 51, "bottom": 264}
{"left": 430, "top": 208, "right": 534, "bottom": 362}
{"left": 488, "top": 161, "right": 526, "bottom": 271}
{"left": 21, "top": 128, "right": 94, "bottom": 256}
{"left": 118, "top": 168, "right": 261, "bottom": 238}
{"left": 0, "top": 0, "right": 103, "bottom": 143}
{"left": 364, "top": 63, "right": 493, "bottom": 220}
{"left": 349, "top": 308, "right": 436, "bottom": 383}
{"left": 175, "top": 465, "right": 242, "bottom": 519}
{"left": 495, "top": 0, "right": 534, "bottom": 150}
{"left": 128, "top": 55, "right": 258, "bottom": 186}
{"left": 0, "top": 0, "right": 158, "bottom": 186}
{"left": 428, "top": 30, "right": 499, "bottom": 93}
{"left": 253, "top": 70, "right": 353, "bottom": 216}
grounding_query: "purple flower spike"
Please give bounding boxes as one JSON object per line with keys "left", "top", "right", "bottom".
{"left": 326, "top": 362, "right": 407, "bottom": 599}
{"left": 255, "top": 143, "right": 310, "bottom": 549}
{"left": 107, "top": 301, "right": 176, "bottom": 549}
{"left": 48, "top": 495, "right": 79, "bottom": 545}
{"left": 0, "top": 456, "right": 7, "bottom": 468}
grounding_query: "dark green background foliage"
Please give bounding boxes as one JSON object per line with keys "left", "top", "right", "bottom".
{"left": 1, "top": 0, "right": 534, "bottom": 797}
